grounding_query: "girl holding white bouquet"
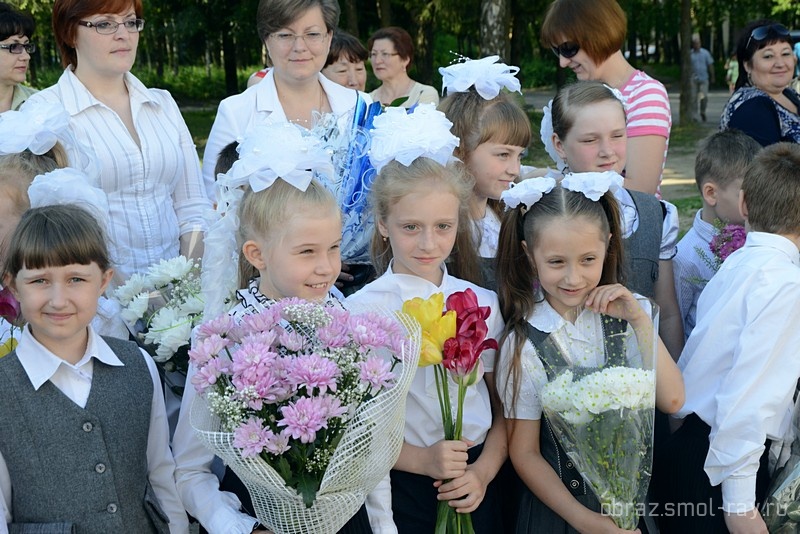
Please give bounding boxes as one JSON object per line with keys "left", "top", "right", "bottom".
{"left": 495, "top": 176, "right": 684, "bottom": 533}
{"left": 347, "top": 104, "right": 506, "bottom": 533}
{"left": 172, "top": 122, "right": 372, "bottom": 533}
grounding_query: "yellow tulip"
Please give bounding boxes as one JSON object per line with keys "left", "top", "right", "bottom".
{"left": 418, "top": 331, "right": 444, "bottom": 367}
{"left": 430, "top": 310, "right": 456, "bottom": 350}
{"left": 402, "top": 293, "right": 445, "bottom": 332}
{"left": 0, "top": 336, "right": 17, "bottom": 358}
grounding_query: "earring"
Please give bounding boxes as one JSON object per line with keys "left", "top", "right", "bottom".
{"left": 382, "top": 235, "right": 388, "bottom": 242}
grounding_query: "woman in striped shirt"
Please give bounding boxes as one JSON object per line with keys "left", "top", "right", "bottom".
{"left": 541, "top": 0, "right": 672, "bottom": 197}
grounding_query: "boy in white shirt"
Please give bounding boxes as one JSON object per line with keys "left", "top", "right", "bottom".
{"left": 661, "top": 143, "right": 800, "bottom": 533}
{"left": 673, "top": 129, "right": 762, "bottom": 338}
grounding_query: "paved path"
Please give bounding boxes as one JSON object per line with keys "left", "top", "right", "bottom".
{"left": 522, "top": 87, "right": 733, "bottom": 201}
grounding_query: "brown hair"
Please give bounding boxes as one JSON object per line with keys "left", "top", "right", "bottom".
{"left": 496, "top": 185, "right": 625, "bottom": 415}
{"left": 256, "top": 0, "right": 339, "bottom": 42}
{"left": 368, "top": 27, "right": 414, "bottom": 66}
{"left": 742, "top": 142, "right": 800, "bottom": 234}
{"left": 214, "top": 141, "right": 240, "bottom": 178}
{"left": 4, "top": 204, "right": 110, "bottom": 279}
{"left": 0, "top": 146, "right": 67, "bottom": 217}
{"left": 695, "top": 130, "right": 762, "bottom": 190}
{"left": 237, "top": 177, "right": 340, "bottom": 288}
{"left": 540, "top": 0, "right": 627, "bottom": 65}
{"left": 0, "top": 2, "right": 35, "bottom": 41}
{"left": 52, "top": 0, "right": 143, "bottom": 68}
{"left": 551, "top": 80, "right": 627, "bottom": 144}
{"left": 369, "top": 157, "right": 481, "bottom": 284}
{"left": 325, "top": 29, "right": 367, "bottom": 67}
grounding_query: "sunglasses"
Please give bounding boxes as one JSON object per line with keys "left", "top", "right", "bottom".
{"left": 551, "top": 42, "right": 580, "bottom": 59}
{"left": 745, "top": 23, "right": 790, "bottom": 49}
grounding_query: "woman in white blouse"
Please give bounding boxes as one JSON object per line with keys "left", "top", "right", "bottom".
{"left": 27, "top": 0, "right": 210, "bottom": 281}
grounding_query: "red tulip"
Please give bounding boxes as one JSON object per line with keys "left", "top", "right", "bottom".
{"left": 0, "top": 287, "right": 20, "bottom": 325}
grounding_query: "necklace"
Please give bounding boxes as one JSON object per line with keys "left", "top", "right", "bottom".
{"left": 278, "top": 82, "right": 327, "bottom": 126}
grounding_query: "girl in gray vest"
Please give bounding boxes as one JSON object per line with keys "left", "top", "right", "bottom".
{"left": 0, "top": 202, "right": 188, "bottom": 533}
{"left": 543, "top": 80, "right": 684, "bottom": 360}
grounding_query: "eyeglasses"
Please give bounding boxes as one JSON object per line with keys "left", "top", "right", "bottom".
{"left": 746, "top": 23, "right": 790, "bottom": 49}
{"left": 551, "top": 41, "right": 580, "bottom": 59}
{"left": 0, "top": 43, "right": 36, "bottom": 54}
{"left": 78, "top": 18, "right": 145, "bottom": 35}
{"left": 269, "top": 32, "right": 328, "bottom": 48}
{"left": 369, "top": 51, "right": 399, "bottom": 61}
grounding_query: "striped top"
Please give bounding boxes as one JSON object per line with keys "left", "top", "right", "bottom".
{"left": 619, "top": 69, "right": 672, "bottom": 189}
{"left": 28, "top": 69, "right": 211, "bottom": 280}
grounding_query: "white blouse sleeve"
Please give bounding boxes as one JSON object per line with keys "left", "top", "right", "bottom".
{"left": 660, "top": 200, "right": 680, "bottom": 260}
{"left": 497, "top": 334, "right": 546, "bottom": 420}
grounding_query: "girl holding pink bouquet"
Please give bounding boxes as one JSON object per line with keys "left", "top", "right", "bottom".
{"left": 172, "top": 123, "right": 372, "bottom": 533}
{"left": 347, "top": 104, "right": 506, "bottom": 533}
{"left": 437, "top": 55, "right": 533, "bottom": 289}
{"left": 495, "top": 176, "right": 684, "bottom": 533}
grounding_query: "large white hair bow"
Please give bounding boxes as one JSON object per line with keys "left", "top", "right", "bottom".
{"left": 28, "top": 168, "right": 111, "bottom": 229}
{"left": 368, "top": 104, "right": 459, "bottom": 173}
{"left": 439, "top": 55, "right": 521, "bottom": 99}
{"left": 561, "top": 171, "right": 624, "bottom": 201}
{"left": 0, "top": 101, "right": 70, "bottom": 156}
{"left": 501, "top": 177, "right": 557, "bottom": 210}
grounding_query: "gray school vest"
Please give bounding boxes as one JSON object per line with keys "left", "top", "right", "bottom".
{"left": 0, "top": 337, "right": 169, "bottom": 534}
{"left": 624, "top": 190, "right": 663, "bottom": 298}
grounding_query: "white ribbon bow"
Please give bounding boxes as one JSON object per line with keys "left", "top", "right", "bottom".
{"left": 0, "top": 101, "right": 70, "bottom": 156}
{"left": 501, "top": 177, "right": 557, "bottom": 210}
{"left": 439, "top": 55, "right": 522, "bottom": 99}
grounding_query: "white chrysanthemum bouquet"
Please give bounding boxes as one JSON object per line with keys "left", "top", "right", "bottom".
{"left": 540, "top": 306, "right": 658, "bottom": 530}
{"left": 114, "top": 256, "right": 203, "bottom": 379}
{"left": 189, "top": 298, "right": 420, "bottom": 534}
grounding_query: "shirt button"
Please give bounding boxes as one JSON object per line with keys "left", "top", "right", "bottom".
{"left": 82, "top": 422, "right": 93, "bottom": 432}
{"left": 95, "top": 463, "right": 106, "bottom": 474}
{"left": 107, "top": 503, "right": 117, "bottom": 514}
{"left": 566, "top": 461, "right": 574, "bottom": 469}
{"left": 570, "top": 480, "right": 580, "bottom": 489}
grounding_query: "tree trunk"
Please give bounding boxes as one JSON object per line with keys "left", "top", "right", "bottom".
{"left": 222, "top": 27, "right": 238, "bottom": 96}
{"left": 414, "top": 2, "right": 436, "bottom": 85}
{"left": 345, "top": 0, "right": 359, "bottom": 36}
{"left": 378, "top": 0, "right": 391, "bottom": 27}
{"left": 480, "top": 0, "right": 508, "bottom": 58}
{"left": 678, "top": 0, "right": 693, "bottom": 126}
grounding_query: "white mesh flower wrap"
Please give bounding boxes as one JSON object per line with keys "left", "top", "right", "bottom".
{"left": 501, "top": 176, "right": 557, "bottom": 210}
{"left": 561, "top": 171, "right": 624, "bottom": 201}
{"left": 201, "top": 123, "right": 336, "bottom": 320}
{"left": 439, "top": 55, "right": 522, "bottom": 99}
{"left": 191, "top": 309, "right": 422, "bottom": 534}
{"left": 27, "top": 168, "right": 111, "bottom": 229}
{"left": 368, "top": 104, "right": 459, "bottom": 173}
{"left": 0, "top": 101, "right": 70, "bottom": 156}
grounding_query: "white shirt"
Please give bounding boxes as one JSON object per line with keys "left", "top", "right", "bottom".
{"left": 672, "top": 210, "right": 717, "bottom": 338}
{"left": 675, "top": 232, "right": 800, "bottom": 513}
{"left": 497, "top": 298, "right": 647, "bottom": 420}
{"left": 346, "top": 264, "right": 504, "bottom": 534}
{"left": 473, "top": 209, "right": 501, "bottom": 259}
{"left": 0, "top": 325, "right": 189, "bottom": 533}
{"left": 202, "top": 69, "right": 370, "bottom": 189}
{"left": 27, "top": 68, "right": 211, "bottom": 280}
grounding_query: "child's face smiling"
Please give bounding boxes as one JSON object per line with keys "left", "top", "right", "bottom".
{"left": 245, "top": 207, "right": 342, "bottom": 301}
{"left": 554, "top": 99, "right": 627, "bottom": 175}
{"left": 7, "top": 262, "right": 112, "bottom": 362}
{"left": 378, "top": 183, "right": 459, "bottom": 286}
{"left": 528, "top": 216, "right": 609, "bottom": 320}
{"left": 467, "top": 142, "right": 525, "bottom": 204}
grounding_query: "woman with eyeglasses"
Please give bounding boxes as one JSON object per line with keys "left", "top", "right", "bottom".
{"left": 26, "top": 0, "right": 211, "bottom": 283}
{"left": 367, "top": 27, "right": 438, "bottom": 109}
{"left": 720, "top": 20, "right": 799, "bottom": 147}
{"left": 540, "top": 0, "right": 671, "bottom": 197}
{"left": 201, "top": 0, "right": 369, "bottom": 188}
{"left": 0, "top": 2, "right": 36, "bottom": 112}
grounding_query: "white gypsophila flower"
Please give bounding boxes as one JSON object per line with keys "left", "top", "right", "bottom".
{"left": 120, "top": 292, "right": 150, "bottom": 324}
{"left": 114, "top": 273, "right": 150, "bottom": 305}
{"left": 501, "top": 177, "right": 557, "bottom": 211}
{"left": 147, "top": 256, "right": 195, "bottom": 287}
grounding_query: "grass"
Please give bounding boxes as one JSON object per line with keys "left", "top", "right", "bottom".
{"left": 181, "top": 108, "right": 216, "bottom": 158}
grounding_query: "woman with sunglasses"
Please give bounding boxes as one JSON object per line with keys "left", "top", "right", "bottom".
{"left": 720, "top": 20, "right": 799, "bottom": 147}
{"left": 367, "top": 26, "right": 438, "bottom": 109}
{"left": 0, "top": 2, "right": 36, "bottom": 112}
{"left": 540, "top": 0, "right": 671, "bottom": 197}
{"left": 26, "top": 0, "right": 211, "bottom": 282}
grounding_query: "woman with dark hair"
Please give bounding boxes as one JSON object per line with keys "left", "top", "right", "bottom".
{"left": 368, "top": 27, "right": 438, "bottom": 108}
{"left": 720, "top": 19, "right": 799, "bottom": 146}
{"left": 322, "top": 30, "right": 368, "bottom": 91}
{"left": 0, "top": 2, "right": 36, "bottom": 112}
{"left": 26, "top": 0, "right": 210, "bottom": 282}
{"left": 540, "top": 0, "right": 671, "bottom": 196}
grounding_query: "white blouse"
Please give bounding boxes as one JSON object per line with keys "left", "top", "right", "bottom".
{"left": 27, "top": 69, "right": 211, "bottom": 280}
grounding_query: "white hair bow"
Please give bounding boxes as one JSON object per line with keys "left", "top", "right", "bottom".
{"left": 501, "top": 177, "right": 557, "bottom": 210}
{"left": 368, "top": 104, "right": 459, "bottom": 173}
{"left": 561, "top": 171, "right": 624, "bottom": 201}
{"left": 0, "top": 101, "right": 70, "bottom": 156}
{"left": 439, "top": 55, "right": 522, "bottom": 99}
{"left": 28, "top": 168, "right": 111, "bottom": 229}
